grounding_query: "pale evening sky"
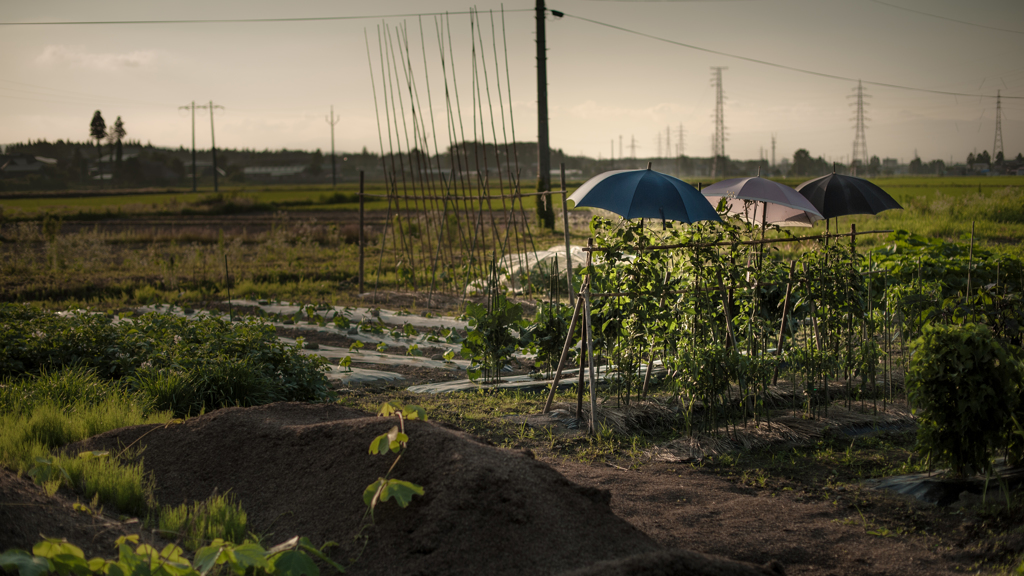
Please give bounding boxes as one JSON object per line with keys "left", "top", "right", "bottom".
{"left": 1, "top": 0, "right": 1022, "bottom": 166}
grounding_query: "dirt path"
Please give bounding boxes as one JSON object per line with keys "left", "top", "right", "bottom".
{"left": 553, "top": 460, "right": 971, "bottom": 576}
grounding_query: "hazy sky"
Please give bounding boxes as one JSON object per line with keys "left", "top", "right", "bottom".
{"left": 2, "top": 0, "right": 1022, "bottom": 165}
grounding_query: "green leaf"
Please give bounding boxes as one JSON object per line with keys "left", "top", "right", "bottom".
{"left": 377, "top": 402, "right": 399, "bottom": 417}
{"left": 401, "top": 405, "right": 427, "bottom": 421}
{"left": 32, "top": 539, "right": 84, "bottom": 561}
{"left": 379, "top": 479, "right": 424, "bottom": 508}
{"left": 227, "top": 543, "right": 269, "bottom": 571}
{"left": 192, "top": 545, "right": 223, "bottom": 575}
{"left": 368, "top": 432, "right": 390, "bottom": 455}
{"left": 49, "top": 554, "right": 91, "bottom": 576}
{"left": 0, "top": 550, "right": 52, "bottom": 576}
{"left": 269, "top": 550, "right": 319, "bottom": 576}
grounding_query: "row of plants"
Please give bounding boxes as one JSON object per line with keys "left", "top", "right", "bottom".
{"left": 458, "top": 209, "right": 1024, "bottom": 478}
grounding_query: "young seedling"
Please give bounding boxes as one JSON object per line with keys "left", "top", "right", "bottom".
{"left": 364, "top": 402, "right": 427, "bottom": 518}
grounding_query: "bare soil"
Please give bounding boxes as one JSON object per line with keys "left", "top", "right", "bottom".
{"left": 61, "top": 403, "right": 780, "bottom": 576}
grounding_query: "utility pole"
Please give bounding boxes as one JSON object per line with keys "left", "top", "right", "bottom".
{"left": 771, "top": 133, "right": 776, "bottom": 169}
{"left": 993, "top": 89, "right": 1004, "bottom": 161}
{"left": 535, "top": 0, "right": 555, "bottom": 229}
{"left": 179, "top": 101, "right": 198, "bottom": 192}
{"left": 326, "top": 105, "right": 340, "bottom": 187}
{"left": 610, "top": 139, "right": 614, "bottom": 168}
{"left": 657, "top": 132, "right": 662, "bottom": 158}
{"left": 710, "top": 66, "right": 727, "bottom": 177}
{"left": 850, "top": 80, "right": 870, "bottom": 166}
{"left": 666, "top": 126, "right": 671, "bottom": 158}
{"left": 197, "top": 101, "right": 225, "bottom": 192}
{"left": 618, "top": 135, "right": 623, "bottom": 160}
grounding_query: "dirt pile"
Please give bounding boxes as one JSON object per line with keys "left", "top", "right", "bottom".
{"left": 68, "top": 403, "right": 783, "bottom": 576}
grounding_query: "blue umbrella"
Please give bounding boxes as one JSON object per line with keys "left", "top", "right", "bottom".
{"left": 568, "top": 165, "right": 721, "bottom": 224}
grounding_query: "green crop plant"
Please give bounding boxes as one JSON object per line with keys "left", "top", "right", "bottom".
{"left": 0, "top": 533, "right": 344, "bottom": 576}
{"left": 461, "top": 292, "right": 526, "bottom": 383}
{"left": 364, "top": 402, "right": 426, "bottom": 517}
{"left": 907, "top": 323, "right": 1022, "bottom": 478}
{"left": 526, "top": 301, "right": 574, "bottom": 376}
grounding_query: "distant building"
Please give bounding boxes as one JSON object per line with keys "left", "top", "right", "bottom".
{"left": 243, "top": 166, "right": 306, "bottom": 178}
{"left": 0, "top": 154, "right": 57, "bottom": 175}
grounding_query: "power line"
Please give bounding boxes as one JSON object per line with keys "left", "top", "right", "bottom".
{"left": 560, "top": 11, "right": 1024, "bottom": 100}
{"left": 866, "top": 0, "right": 1024, "bottom": 36}
{"left": 0, "top": 9, "right": 531, "bottom": 26}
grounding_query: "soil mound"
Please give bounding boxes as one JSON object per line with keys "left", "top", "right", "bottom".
{"left": 69, "top": 403, "right": 781, "bottom": 576}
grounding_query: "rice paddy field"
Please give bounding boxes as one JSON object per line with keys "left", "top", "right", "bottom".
{"left": 0, "top": 175, "right": 1020, "bottom": 309}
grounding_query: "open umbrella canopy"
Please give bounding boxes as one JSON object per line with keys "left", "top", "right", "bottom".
{"left": 795, "top": 173, "right": 902, "bottom": 219}
{"left": 568, "top": 167, "right": 721, "bottom": 224}
{"left": 701, "top": 176, "right": 823, "bottom": 227}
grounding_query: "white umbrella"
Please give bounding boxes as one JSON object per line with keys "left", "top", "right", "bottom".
{"left": 702, "top": 170, "right": 823, "bottom": 227}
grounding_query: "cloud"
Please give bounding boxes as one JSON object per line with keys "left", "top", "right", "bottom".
{"left": 36, "top": 45, "right": 158, "bottom": 71}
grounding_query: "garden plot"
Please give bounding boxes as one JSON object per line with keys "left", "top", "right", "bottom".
{"left": 231, "top": 299, "right": 469, "bottom": 330}
{"left": 279, "top": 337, "right": 470, "bottom": 370}
{"left": 646, "top": 404, "right": 915, "bottom": 463}
{"left": 323, "top": 364, "right": 404, "bottom": 384}
{"left": 409, "top": 363, "right": 667, "bottom": 394}
{"left": 135, "top": 301, "right": 468, "bottom": 353}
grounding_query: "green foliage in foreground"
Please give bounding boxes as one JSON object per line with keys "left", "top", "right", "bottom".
{"left": 364, "top": 402, "right": 427, "bottom": 517}
{"left": 0, "top": 534, "right": 343, "bottom": 576}
{"left": 907, "top": 323, "right": 1024, "bottom": 477}
{"left": 0, "top": 304, "right": 331, "bottom": 416}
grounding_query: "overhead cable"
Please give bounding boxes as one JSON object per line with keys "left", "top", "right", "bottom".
{"left": 560, "top": 11, "right": 1024, "bottom": 100}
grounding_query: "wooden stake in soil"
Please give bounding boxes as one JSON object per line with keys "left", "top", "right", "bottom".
{"left": 560, "top": 163, "right": 575, "bottom": 305}
{"left": 359, "top": 171, "right": 365, "bottom": 294}
{"left": 543, "top": 290, "right": 584, "bottom": 413}
{"left": 583, "top": 237, "right": 598, "bottom": 435}
{"left": 224, "top": 253, "right": 231, "bottom": 321}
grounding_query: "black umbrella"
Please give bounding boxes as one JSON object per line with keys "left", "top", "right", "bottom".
{"left": 795, "top": 170, "right": 902, "bottom": 219}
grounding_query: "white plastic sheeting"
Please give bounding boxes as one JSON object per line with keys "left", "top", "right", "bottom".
{"left": 468, "top": 244, "right": 588, "bottom": 295}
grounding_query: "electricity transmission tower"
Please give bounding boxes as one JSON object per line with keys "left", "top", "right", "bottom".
{"left": 179, "top": 101, "right": 198, "bottom": 192}
{"left": 326, "top": 105, "right": 340, "bottom": 187}
{"left": 676, "top": 123, "right": 685, "bottom": 157}
{"left": 993, "top": 90, "right": 1004, "bottom": 161}
{"left": 850, "top": 80, "right": 870, "bottom": 167}
{"left": 710, "top": 66, "right": 727, "bottom": 177}
{"left": 665, "top": 126, "right": 671, "bottom": 158}
{"left": 771, "top": 133, "right": 776, "bottom": 169}
{"left": 629, "top": 135, "right": 638, "bottom": 159}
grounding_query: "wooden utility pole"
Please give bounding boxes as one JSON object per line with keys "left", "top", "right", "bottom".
{"left": 178, "top": 102, "right": 198, "bottom": 192}
{"left": 326, "top": 105, "right": 340, "bottom": 188}
{"left": 198, "top": 101, "right": 224, "bottom": 192}
{"left": 535, "top": 0, "right": 555, "bottom": 229}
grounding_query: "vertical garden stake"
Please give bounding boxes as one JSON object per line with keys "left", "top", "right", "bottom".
{"left": 583, "top": 238, "right": 598, "bottom": 435}
{"left": 358, "top": 170, "right": 365, "bottom": 294}
{"left": 560, "top": 163, "right": 574, "bottom": 305}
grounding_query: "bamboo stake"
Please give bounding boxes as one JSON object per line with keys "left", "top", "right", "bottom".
{"left": 358, "top": 171, "right": 365, "bottom": 294}
{"left": 542, "top": 290, "right": 584, "bottom": 413}
{"left": 583, "top": 237, "right": 598, "bottom": 435}
{"left": 560, "top": 164, "right": 574, "bottom": 305}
